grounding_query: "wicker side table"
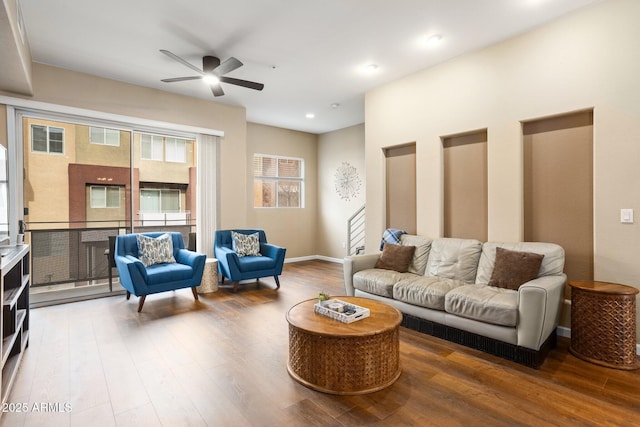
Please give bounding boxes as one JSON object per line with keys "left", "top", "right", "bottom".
{"left": 196, "top": 258, "right": 219, "bottom": 294}
{"left": 568, "top": 280, "right": 639, "bottom": 370}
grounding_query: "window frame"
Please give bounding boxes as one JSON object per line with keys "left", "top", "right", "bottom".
{"left": 90, "top": 126, "right": 120, "bottom": 146}
{"left": 139, "top": 188, "right": 181, "bottom": 212}
{"left": 164, "top": 137, "right": 187, "bottom": 163}
{"left": 89, "top": 185, "right": 121, "bottom": 209}
{"left": 253, "top": 154, "right": 305, "bottom": 209}
{"left": 30, "top": 124, "right": 65, "bottom": 154}
{"left": 140, "top": 134, "right": 164, "bottom": 161}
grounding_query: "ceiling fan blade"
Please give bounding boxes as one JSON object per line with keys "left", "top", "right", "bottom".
{"left": 202, "top": 56, "right": 221, "bottom": 73}
{"left": 214, "top": 57, "right": 243, "bottom": 76}
{"left": 211, "top": 83, "right": 225, "bottom": 97}
{"left": 161, "top": 76, "right": 202, "bottom": 83}
{"left": 160, "top": 49, "right": 204, "bottom": 75}
{"left": 220, "top": 76, "right": 264, "bottom": 91}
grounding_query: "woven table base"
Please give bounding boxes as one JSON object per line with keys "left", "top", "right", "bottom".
{"left": 287, "top": 325, "right": 400, "bottom": 394}
{"left": 286, "top": 297, "right": 402, "bottom": 395}
{"left": 569, "top": 281, "right": 639, "bottom": 370}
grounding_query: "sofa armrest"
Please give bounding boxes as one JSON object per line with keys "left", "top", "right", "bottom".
{"left": 517, "top": 273, "right": 567, "bottom": 350}
{"left": 343, "top": 253, "right": 381, "bottom": 296}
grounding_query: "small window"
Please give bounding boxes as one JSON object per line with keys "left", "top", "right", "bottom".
{"left": 90, "top": 186, "right": 121, "bottom": 208}
{"left": 90, "top": 127, "right": 120, "bottom": 146}
{"left": 140, "top": 134, "right": 163, "bottom": 160}
{"left": 165, "top": 138, "right": 186, "bottom": 163}
{"left": 31, "top": 124, "right": 64, "bottom": 154}
{"left": 253, "top": 154, "right": 304, "bottom": 208}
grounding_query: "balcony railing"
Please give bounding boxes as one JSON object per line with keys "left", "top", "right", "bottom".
{"left": 26, "top": 220, "right": 195, "bottom": 288}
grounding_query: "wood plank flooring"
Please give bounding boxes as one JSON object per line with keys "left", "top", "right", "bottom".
{"left": 2, "top": 260, "right": 639, "bottom": 426}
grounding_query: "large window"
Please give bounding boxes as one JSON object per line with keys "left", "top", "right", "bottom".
{"left": 90, "top": 127, "right": 120, "bottom": 146}
{"left": 140, "top": 189, "right": 180, "bottom": 212}
{"left": 31, "top": 124, "right": 64, "bottom": 154}
{"left": 253, "top": 154, "right": 304, "bottom": 208}
{"left": 90, "top": 186, "right": 121, "bottom": 208}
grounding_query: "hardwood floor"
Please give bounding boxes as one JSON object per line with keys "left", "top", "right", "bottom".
{"left": 2, "top": 260, "right": 639, "bottom": 426}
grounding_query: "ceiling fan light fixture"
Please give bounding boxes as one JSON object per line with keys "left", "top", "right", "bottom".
{"left": 203, "top": 74, "right": 220, "bottom": 85}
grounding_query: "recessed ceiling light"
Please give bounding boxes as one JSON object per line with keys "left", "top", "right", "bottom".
{"left": 364, "top": 63, "right": 379, "bottom": 72}
{"left": 331, "top": 103, "right": 340, "bottom": 109}
{"left": 425, "top": 34, "right": 443, "bottom": 47}
{"left": 306, "top": 113, "right": 315, "bottom": 119}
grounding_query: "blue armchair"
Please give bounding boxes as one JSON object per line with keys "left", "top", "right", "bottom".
{"left": 214, "top": 229, "right": 286, "bottom": 292}
{"left": 115, "top": 232, "right": 206, "bottom": 312}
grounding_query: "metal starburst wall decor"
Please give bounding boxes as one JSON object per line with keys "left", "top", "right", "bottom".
{"left": 334, "top": 162, "right": 361, "bottom": 201}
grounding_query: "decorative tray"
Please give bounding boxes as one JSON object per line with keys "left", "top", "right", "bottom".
{"left": 314, "top": 298, "right": 370, "bottom": 323}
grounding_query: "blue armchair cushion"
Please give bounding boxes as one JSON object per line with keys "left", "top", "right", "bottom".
{"left": 231, "top": 231, "right": 261, "bottom": 257}
{"left": 145, "top": 263, "right": 194, "bottom": 286}
{"left": 137, "top": 233, "right": 176, "bottom": 267}
{"left": 237, "top": 255, "right": 277, "bottom": 273}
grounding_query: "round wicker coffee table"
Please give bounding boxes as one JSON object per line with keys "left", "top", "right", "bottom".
{"left": 286, "top": 296, "right": 402, "bottom": 395}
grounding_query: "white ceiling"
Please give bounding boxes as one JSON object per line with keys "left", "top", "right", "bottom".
{"left": 20, "top": 0, "right": 602, "bottom": 134}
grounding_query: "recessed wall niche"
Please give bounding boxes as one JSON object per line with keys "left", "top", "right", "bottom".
{"left": 385, "top": 144, "right": 416, "bottom": 235}
{"left": 442, "top": 130, "right": 488, "bottom": 241}
{"left": 523, "top": 110, "right": 594, "bottom": 283}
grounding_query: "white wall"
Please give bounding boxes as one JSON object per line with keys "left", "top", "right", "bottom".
{"left": 365, "top": 0, "right": 640, "bottom": 335}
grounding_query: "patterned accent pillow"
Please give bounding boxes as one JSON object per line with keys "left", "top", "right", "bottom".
{"left": 488, "top": 247, "right": 544, "bottom": 290}
{"left": 231, "top": 231, "right": 262, "bottom": 257}
{"left": 137, "top": 233, "right": 176, "bottom": 267}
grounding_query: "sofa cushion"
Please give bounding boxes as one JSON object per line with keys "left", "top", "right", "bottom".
{"left": 445, "top": 284, "right": 518, "bottom": 327}
{"left": 488, "top": 247, "right": 544, "bottom": 290}
{"left": 137, "top": 233, "right": 176, "bottom": 267}
{"left": 426, "top": 238, "right": 482, "bottom": 283}
{"left": 476, "top": 242, "right": 565, "bottom": 285}
{"left": 353, "top": 269, "right": 416, "bottom": 298}
{"left": 375, "top": 243, "right": 415, "bottom": 273}
{"left": 400, "top": 235, "right": 432, "bottom": 275}
{"left": 232, "top": 231, "right": 262, "bottom": 257}
{"left": 393, "top": 276, "right": 466, "bottom": 310}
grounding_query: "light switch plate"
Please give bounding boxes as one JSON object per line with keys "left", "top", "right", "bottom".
{"left": 620, "top": 208, "right": 634, "bottom": 224}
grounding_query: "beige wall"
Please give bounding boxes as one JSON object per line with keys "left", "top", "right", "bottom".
{"left": 246, "top": 122, "right": 318, "bottom": 258}
{"left": 317, "top": 124, "right": 365, "bottom": 259}
{"left": 1, "top": 62, "right": 248, "bottom": 230}
{"left": 365, "top": 0, "right": 640, "bottom": 337}
{"left": 0, "top": 104, "right": 6, "bottom": 148}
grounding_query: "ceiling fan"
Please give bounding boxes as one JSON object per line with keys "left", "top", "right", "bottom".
{"left": 160, "top": 49, "right": 264, "bottom": 97}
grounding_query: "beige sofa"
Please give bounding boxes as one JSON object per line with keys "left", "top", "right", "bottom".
{"left": 343, "top": 236, "right": 566, "bottom": 367}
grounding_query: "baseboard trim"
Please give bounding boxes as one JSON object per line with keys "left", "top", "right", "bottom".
{"left": 285, "top": 255, "right": 343, "bottom": 264}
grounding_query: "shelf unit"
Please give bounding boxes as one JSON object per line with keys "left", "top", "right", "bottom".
{"left": 0, "top": 244, "right": 30, "bottom": 407}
